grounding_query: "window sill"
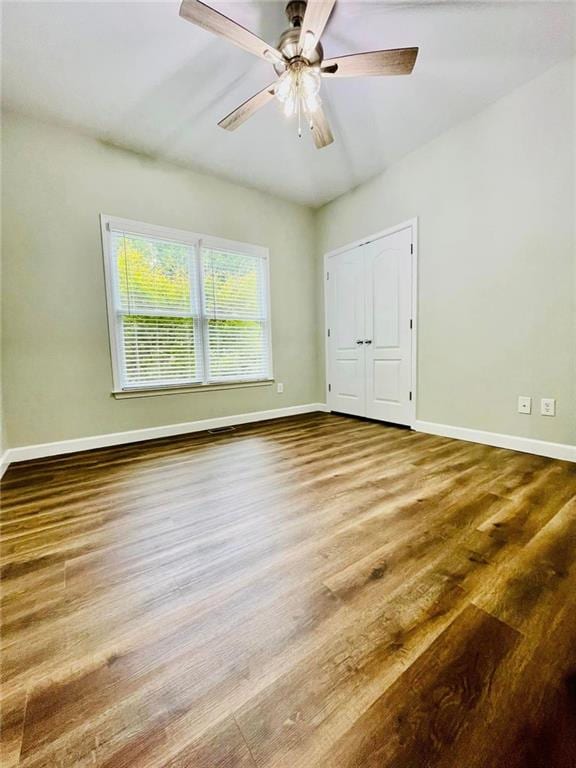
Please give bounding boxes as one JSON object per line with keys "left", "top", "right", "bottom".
{"left": 112, "top": 379, "right": 274, "bottom": 399}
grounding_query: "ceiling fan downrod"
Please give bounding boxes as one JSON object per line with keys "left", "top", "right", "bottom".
{"left": 285, "top": 1, "right": 307, "bottom": 29}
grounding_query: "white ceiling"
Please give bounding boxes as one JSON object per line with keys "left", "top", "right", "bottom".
{"left": 2, "top": 1, "right": 575, "bottom": 206}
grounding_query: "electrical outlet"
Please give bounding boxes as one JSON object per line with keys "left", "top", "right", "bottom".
{"left": 277, "top": 382, "right": 284, "bottom": 394}
{"left": 541, "top": 398, "right": 556, "bottom": 416}
{"left": 517, "top": 396, "right": 532, "bottom": 414}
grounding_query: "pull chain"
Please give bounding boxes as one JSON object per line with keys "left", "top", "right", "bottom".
{"left": 297, "top": 69, "right": 302, "bottom": 138}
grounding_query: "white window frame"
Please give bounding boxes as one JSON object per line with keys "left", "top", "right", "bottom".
{"left": 100, "top": 214, "right": 274, "bottom": 394}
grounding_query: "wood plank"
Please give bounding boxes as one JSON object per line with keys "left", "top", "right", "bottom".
{"left": 2, "top": 413, "right": 576, "bottom": 767}
{"left": 317, "top": 604, "right": 520, "bottom": 768}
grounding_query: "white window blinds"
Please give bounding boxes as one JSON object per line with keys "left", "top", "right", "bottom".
{"left": 202, "top": 248, "right": 269, "bottom": 382}
{"left": 113, "top": 231, "right": 203, "bottom": 388}
{"left": 103, "top": 218, "right": 272, "bottom": 392}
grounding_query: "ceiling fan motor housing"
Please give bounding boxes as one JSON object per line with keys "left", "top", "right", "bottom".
{"left": 275, "top": 2, "right": 323, "bottom": 75}
{"left": 275, "top": 29, "right": 323, "bottom": 71}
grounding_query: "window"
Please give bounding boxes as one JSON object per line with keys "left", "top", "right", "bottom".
{"left": 101, "top": 216, "right": 272, "bottom": 392}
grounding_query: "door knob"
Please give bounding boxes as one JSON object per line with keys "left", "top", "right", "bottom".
{"left": 356, "top": 340, "right": 364, "bottom": 345}
{"left": 364, "top": 340, "right": 372, "bottom": 344}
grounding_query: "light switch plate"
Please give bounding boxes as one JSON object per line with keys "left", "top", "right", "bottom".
{"left": 277, "top": 383, "right": 284, "bottom": 394}
{"left": 541, "top": 398, "right": 556, "bottom": 416}
{"left": 518, "top": 396, "right": 532, "bottom": 414}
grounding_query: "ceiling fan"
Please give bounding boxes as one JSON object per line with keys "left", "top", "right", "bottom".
{"left": 179, "top": 0, "right": 419, "bottom": 149}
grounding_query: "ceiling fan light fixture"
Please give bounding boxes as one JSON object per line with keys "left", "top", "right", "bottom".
{"left": 275, "top": 64, "right": 321, "bottom": 123}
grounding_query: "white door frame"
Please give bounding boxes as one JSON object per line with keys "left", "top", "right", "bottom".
{"left": 323, "top": 218, "right": 418, "bottom": 428}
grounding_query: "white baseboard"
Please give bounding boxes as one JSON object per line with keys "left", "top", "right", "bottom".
{"left": 5, "top": 403, "right": 330, "bottom": 465}
{"left": 0, "top": 451, "right": 10, "bottom": 479}
{"left": 6, "top": 408, "right": 571, "bottom": 470}
{"left": 415, "top": 420, "right": 576, "bottom": 463}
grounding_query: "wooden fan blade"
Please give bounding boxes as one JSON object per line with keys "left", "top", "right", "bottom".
{"left": 298, "top": 0, "right": 336, "bottom": 58}
{"left": 180, "top": 0, "right": 283, "bottom": 63}
{"left": 218, "top": 83, "right": 276, "bottom": 131}
{"left": 322, "top": 47, "right": 419, "bottom": 77}
{"left": 309, "top": 107, "right": 334, "bottom": 149}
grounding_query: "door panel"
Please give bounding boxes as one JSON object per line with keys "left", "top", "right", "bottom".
{"left": 373, "top": 359, "right": 401, "bottom": 403}
{"left": 372, "top": 249, "right": 400, "bottom": 348}
{"left": 326, "top": 249, "right": 366, "bottom": 417}
{"left": 365, "top": 228, "right": 413, "bottom": 425}
{"left": 334, "top": 261, "right": 362, "bottom": 348}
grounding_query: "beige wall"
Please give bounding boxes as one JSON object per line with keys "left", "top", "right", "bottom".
{"left": 2, "top": 58, "right": 575, "bottom": 452}
{"left": 318, "top": 58, "right": 576, "bottom": 445}
{"left": 0, "top": 112, "right": 4, "bottom": 462}
{"left": 2, "top": 112, "right": 320, "bottom": 447}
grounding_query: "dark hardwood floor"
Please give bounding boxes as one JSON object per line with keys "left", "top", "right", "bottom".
{"left": 1, "top": 412, "right": 576, "bottom": 767}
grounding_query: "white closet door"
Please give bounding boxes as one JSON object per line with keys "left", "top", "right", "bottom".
{"left": 364, "top": 227, "right": 413, "bottom": 425}
{"left": 326, "top": 247, "right": 366, "bottom": 417}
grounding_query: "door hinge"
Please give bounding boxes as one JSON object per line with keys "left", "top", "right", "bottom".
{"left": 409, "top": 391, "right": 413, "bottom": 401}
{"left": 328, "top": 383, "right": 331, "bottom": 392}
{"left": 326, "top": 271, "right": 330, "bottom": 280}
{"left": 327, "top": 328, "right": 331, "bottom": 337}
{"left": 409, "top": 318, "right": 413, "bottom": 329}
{"left": 410, "top": 243, "right": 414, "bottom": 255}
